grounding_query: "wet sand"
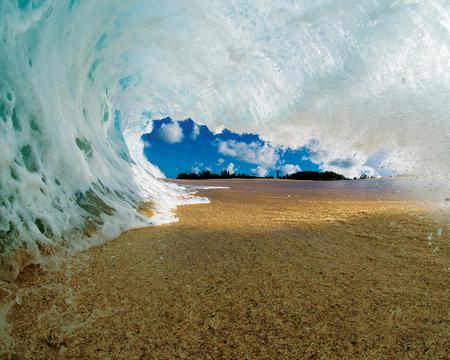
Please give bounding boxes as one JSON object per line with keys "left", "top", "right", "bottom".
{"left": 1, "top": 179, "right": 449, "bottom": 358}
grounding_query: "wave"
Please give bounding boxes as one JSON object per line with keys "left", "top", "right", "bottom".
{"left": 1, "top": 0, "right": 449, "bottom": 279}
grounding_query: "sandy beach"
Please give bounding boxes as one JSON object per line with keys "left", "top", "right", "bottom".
{"left": 1, "top": 179, "right": 449, "bottom": 358}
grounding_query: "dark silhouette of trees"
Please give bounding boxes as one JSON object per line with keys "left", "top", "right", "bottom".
{"left": 352, "top": 174, "right": 374, "bottom": 180}
{"left": 177, "top": 170, "right": 348, "bottom": 180}
{"left": 279, "top": 171, "right": 347, "bottom": 181}
{"left": 176, "top": 170, "right": 273, "bottom": 180}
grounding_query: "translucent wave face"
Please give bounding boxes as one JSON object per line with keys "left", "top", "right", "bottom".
{"left": 0, "top": 0, "right": 449, "bottom": 273}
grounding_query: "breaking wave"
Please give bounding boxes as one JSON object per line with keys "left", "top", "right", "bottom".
{"left": 1, "top": 0, "right": 449, "bottom": 278}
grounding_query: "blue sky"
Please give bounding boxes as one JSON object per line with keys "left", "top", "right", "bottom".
{"left": 141, "top": 118, "right": 319, "bottom": 178}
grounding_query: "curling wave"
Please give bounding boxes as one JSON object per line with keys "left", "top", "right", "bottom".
{"left": 1, "top": 0, "right": 449, "bottom": 279}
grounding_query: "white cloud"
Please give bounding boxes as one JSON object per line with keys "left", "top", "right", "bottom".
{"left": 160, "top": 121, "right": 183, "bottom": 143}
{"left": 191, "top": 123, "right": 200, "bottom": 140}
{"left": 226, "top": 162, "right": 235, "bottom": 174}
{"left": 217, "top": 158, "right": 224, "bottom": 165}
{"left": 280, "top": 164, "right": 300, "bottom": 175}
{"left": 191, "top": 166, "right": 200, "bottom": 174}
{"left": 212, "top": 125, "right": 225, "bottom": 134}
{"left": 217, "top": 140, "right": 278, "bottom": 168}
{"left": 308, "top": 142, "right": 379, "bottom": 179}
{"left": 251, "top": 166, "right": 268, "bottom": 177}
{"left": 142, "top": 140, "right": 152, "bottom": 149}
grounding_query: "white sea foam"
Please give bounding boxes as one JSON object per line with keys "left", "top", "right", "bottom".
{"left": 182, "top": 186, "right": 231, "bottom": 190}
{"left": 0, "top": 0, "right": 449, "bottom": 277}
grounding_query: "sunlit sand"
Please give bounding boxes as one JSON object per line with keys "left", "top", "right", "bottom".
{"left": 1, "top": 179, "right": 448, "bottom": 358}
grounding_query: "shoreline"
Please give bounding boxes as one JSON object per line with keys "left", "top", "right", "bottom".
{"left": 1, "top": 180, "right": 449, "bottom": 358}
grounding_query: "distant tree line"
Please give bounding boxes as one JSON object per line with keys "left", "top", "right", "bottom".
{"left": 177, "top": 170, "right": 351, "bottom": 180}
{"left": 357, "top": 173, "right": 374, "bottom": 180}
{"left": 278, "top": 171, "right": 348, "bottom": 181}
{"left": 176, "top": 170, "right": 273, "bottom": 180}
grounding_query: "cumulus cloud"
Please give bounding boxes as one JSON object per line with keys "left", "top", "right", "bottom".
{"left": 217, "top": 140, "right": 278, "bottom": 168}
{"left": 251, "top": 166, "right": 268, "bottom": 177}
{"left": 226, "top": 162, "right": 235, "bottom": 174}
{"left": 327, "top": 158, "right": 355, "bottom": 169}
{"left": 160, "top": 121, "right": 183, "bottom": 143}
{"left": 279, "top": 164, "right": 301, "bottom": 175}
{"left": 321, "top": 157, "right": 377, "bottom": 179}
{"left": 364, "top": 148, "right": 402, "bottom": 177}
{"left": 217, "top": 158, "right": 224, "bottom": 165}
{"left": 191, "top": 123, "right": 200, "bottom": 140}
{"left": 142, "top": 140, "right": 152, "bottom": 149}
{"left": 308, "top": 142, "right": 379, "bottom": 179}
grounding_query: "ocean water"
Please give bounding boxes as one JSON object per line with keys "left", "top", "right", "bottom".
{"left": 1, "top": 0, "right": 449, "bottom": 276}
{"left": 174, "top": 177, "right": 434, "bottom": 202}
